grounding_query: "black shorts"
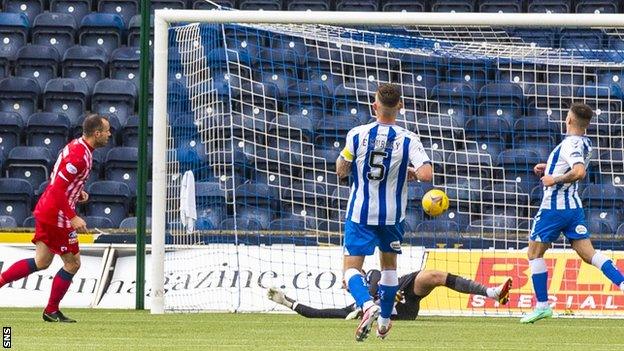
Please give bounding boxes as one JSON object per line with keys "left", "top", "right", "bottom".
{"left": 393, "top": 271, "right": 423, "bottom": 320}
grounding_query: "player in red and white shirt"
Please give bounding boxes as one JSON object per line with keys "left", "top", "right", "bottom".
{"left": 0, "top": 114, "right": 111, "bottom": 322}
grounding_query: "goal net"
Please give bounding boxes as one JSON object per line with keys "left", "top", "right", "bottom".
{"left": 151, "top": 11, "right": 624, "bottom": 317}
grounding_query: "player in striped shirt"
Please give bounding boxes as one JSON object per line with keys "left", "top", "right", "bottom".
{"left": 0, "top": 114, "right": 111, "bottom": 323}
{"left": 521, "top": 103, "right": 624, "bottom": 324}
{"left": 335, "top": 83, "right": 433, "bottom": 341}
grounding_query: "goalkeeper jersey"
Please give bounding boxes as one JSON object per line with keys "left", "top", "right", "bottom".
{"left": 340, "top": 122, "right": 429, "bottom": 226}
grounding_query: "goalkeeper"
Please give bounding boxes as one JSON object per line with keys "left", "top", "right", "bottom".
{"left": 268, "top": 269, "right": 512, "bottom": 320}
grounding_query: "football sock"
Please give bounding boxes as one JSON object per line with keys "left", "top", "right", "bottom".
{"left": 529, "top": 258, "right": 549, "bottom": 308}
{"left": 345, "top": 268, "right": 372, "bottom": 309}
{"left": 445, "top": 273, "right": 488, "bottom": 297}
{"left": 45, "top": 268, "right": 74, "bottom": 314}
{"left": 0, "top": 258, "right": 39, "bottom": 288}
{"left": 378, "top": 270, "right": 399, "bottom": 319}
{"left": 283, "top": 295, "right": 295, "bottom": 309}
{"left": 591, "top": 252, "right": 624, "bottom": 287}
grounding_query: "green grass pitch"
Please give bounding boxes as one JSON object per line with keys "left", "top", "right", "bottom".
{"left": 1, "top": 308, "right": 622, "bottom": 350}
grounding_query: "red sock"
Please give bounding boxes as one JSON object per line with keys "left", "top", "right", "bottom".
{"left": 45, "top": 268, "right": 74, "bottom": 314}
{"left": 0, "top": 258, "right": 38, "bottom": 288}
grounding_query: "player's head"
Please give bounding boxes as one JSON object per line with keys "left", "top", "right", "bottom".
{"left": 373, "top": 83, "right": 402, "bottom": 121}
{"left": 566, "top": 103, "right": 593, "bottom": 132}
{"left": 82, "top": 114, "right": 111, "bottom": 148}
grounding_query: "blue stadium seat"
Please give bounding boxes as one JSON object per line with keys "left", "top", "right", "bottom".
{"left": 0, "top": 77, "right": 39, "bottom": 120}
{"left": 328, "top": 186, "right": 348, "bottom": 223}
{"left": 598, "top": 149, "right": 624, "bottom": 185}
{"left": 478, "top": 0, "right": 522, "bottom": 12}
{"left": 220, "top": 216, "right": 264, "bottom": 231}
{"left": 193, "top": 0, "right": 236, "bottom": 8}
{"left": 511, "top": 28, "right": 557, "bottom": 47}
{"left": 43, "top": 78, "right": 89, "bottom": 125}
{"left": 596, "top": 67, "right": 624, "bottom": 100}
{"left": 576, "top": 0, "right": 619, "bottom": 13}
{"left": 445, "top": 59, "right": 489, "bottom": 92}
{"left": 110, "top": 47, "right": 141, "bottom": 89}
{"left": 236, "top": 183, "right": 279, "bottom": 228}
{"left": 127, "top": 15, "right": 153, "bottom": 48}
{"left": 430, "top": 82, "right": 475, "bottom": 126}
{"left": 86, "top": 180, "right": 131, "bottom": 227}
{"left": 430, "top": 0, "right": 475, "bottom": 12}
{"left": 1, "top": 0, "right": 43, "bottom": 24}
{"left": 62, "top": 45, "right": 108, "bottom": 94}
{"left": 399, "top": 54, "right": 442, "bottom": 91}
{"left": 0, "top": 215, "right": 17, "bottom": 228}
{"left": 25, "top": 112, "right": 71, "bottom": 155}
{"left": 195, "top": 181, "right": 227, "bottom": 227}
{"left": 481, "top": 183, "right": 529, "bottom": 217}
{"left": 268, "top": 217, "right": 307, "bottom": 231}
{"left": 5, "top": 146, "right": 52, "bottom": 189}
{"left": 104, "top": 146, "right": 138, "bottom": 192}
{"left": 336, "top": 0, "right": 378, "bottom": 10}
{"left": 33, "top": 179, "right": 48, "bottom": 204}
{"left": 560, "top": 29, "right": 604, "bottom": 51}
{"left": 477, "top": 82, "right": 524, "bottom": 127}
{"left": 84, "top": 215, "right": 115, "bottom": 229}
{"left": 15, "top": 45, "right": 60, "bottom": 91}
{"left": 86, "top": 147, "right": 107, "bottom": 184}
{"left": 119, "top": 216, "right": 152, "bottom": 229}
{"left": 98, "top": 0, "right": 139, "bottom": 27}
{"left": 281, "top": 181, "right": 327, "bottom": 218}
{"left": 224, "top": 26, "right": 266, "bottom": 58}
{"left": 446, "top": 150, "right": 493, "bottom": 180}
{"left": 585, "top": 209, "right": 620, "bottom": 236}
{"left": 92, "top": 79, "right": 138, "bottom": 126}
{"left": 496, "top": 61, "right": 541, "bottom": 91}
{"left": 0, "top": 178, "right": 33, "bottom": 226}
{"left": 0, "top": 55, "right": 8, "bottom": 79}
{"left": 415, "top": 220, "right": 461, "bottom": 239}
{"left": 0, "top": 13, "right": 29, "bottom": 60}
{"left": 444, "top": 178, "right": 481, "bottom": 214}
{"left": 122, "top": 114, "right": 152, "bottom": 148}
{"left": 527, "top": 0, "right": 571, "bottom": 13}
{"left": 464, "top": 116, "right": 510, "bottom": 159}
{"left": 285, "top": 0, "right": 331, "bottom": 10}
{"left": 287, "top": 81, "right": 331, "bottom": 112}
{"left": 269, "top": 114, "right": 314, "bottom": 143}
{"left": 581, "top": 184, "right": 624, "bottom": 209}
{"left": 0, "top": 111, "right": 23, "bottom": 157}
{"left": 150, "top": 0, "right": 186, "bottom": 11}
{"left": 239, "top": 0, "right": 282, "bottom": 10}
{"left": 416, "top": 115, "right": 462, "bottom": 151}
{"left": 22, "top": 215, "right": 35, "bottom": 227}
{"left": 381, "top": 0, "right": 425, "bottom": 11}
{"left": 314, "top": 115, "right": 358, "bottom": 150}
{"left": 78, "top": 13, "right": 125, "bottom": 56}
{"left": 513, "top": 117, "right": 559, "bottom": 160}
{"left": 496, "top": 149, "right": 543, "bottom": 192}
{"left": 526, "top": 85, "right": 573, "bottom": 112}
{"left": 32, "top": 12, "right": 77, "bottom": 57}
{"left": 50, "top": 0, "right": 92, "bottom": 26}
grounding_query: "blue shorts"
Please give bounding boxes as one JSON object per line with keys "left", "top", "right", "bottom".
{"left": 344, "top": 220, "right": 405, "bottom": 256}
{"left": 530, "top": 208, "right": 591, "bottom": 243}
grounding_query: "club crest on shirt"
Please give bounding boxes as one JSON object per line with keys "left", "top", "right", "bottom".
{"left": 390, "top": 241, "right": 401, "bottom": 251}
{"left": 575, "top": 225, "right": 588, "bottom": 235}
{"left": 68, "top": 231, "right": 78, "bottom": 244}
{"left": 66, "top": 163, "right": 78, "bottom": 174}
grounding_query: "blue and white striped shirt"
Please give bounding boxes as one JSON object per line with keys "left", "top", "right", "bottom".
{"left": 340, "top": 122, "right": 430, "bottom": 225}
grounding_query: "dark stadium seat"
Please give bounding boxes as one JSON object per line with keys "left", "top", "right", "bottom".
{"left": 5, "top": 146, "right": 52, "bottom": 189}
{"left": 127, "top": 15, "right": 153, "bottom": 48}
{"left": 430, "top": 82, "right": 476, "bottom": 126}
{"left": 430, "top": 0, "right": 474, "bottom": 12}
{"left": 0, "top": 111, "right": 23, "bottom": 157}
{"left": 581, "top": 184, "right": 624, "bottom": 209}
{"left": 43, "top": 78, "right": 89, "bottom": 125}
{"left": 560, "top": 29, "right": 604, "bottom": 51}
{"left": 84, "top": 216, "right": 115, "bottom": 229}
{"left": 268, "top": 217, "right": 307, "bottom": 231}
{"left": 15, "top": 45, "right": 60, "bottom": 91}
{"left": 104, "top": 146, "right": 138, "bottom": 192}
{"left": 239, "top": 0, "right": 282, "bottom": 10}
{"left": 575, "top": 0, "right": 619, "bottom": 13}
{"left": 25, "top": 112, "right": 71, "bottom": 155}
{"left": 445, "top": 59, "right": 489, "bottom": 92}
{"left": 0, "top": 178, "right": 34, "bottom": 226}
{"left": 288, "top": 81, "right": 331, "bottom": 112}
{"left": 526, "top": 85, "right": 573, "bottom": 112}
{"left": 380, "top": 0, "right": 425, "bottom": 11}
{"left": 150, "top": 0, "right": 186, "bottom": 11}
{"left": 236, "top": 183, "right": 280, "bottom": 223}
{"left": 119, "top": 216, "right": 152, "bottom": 229}
{"left": 50, "top": 0, "right": 92, "bottom": 26}
{"left": 314, "top": 115, "right": 358, "bottom": 150}
{"left": 285, "top": 0, "right": 331, "bottom": 10}
{"left": 477, "top": 82, "right": 523, "bottom": 127}
{"left": 22, "top": 215, "right": 35, "bottom": 227}
{"left": 86, "top": 147, "right": 107, "bottom": 184}
{"left": 195, "top": 182, "right": 227, "bottom": 228}
{"left": 445, "top": 150, "right": 493, "bottom": 180}
{"left": 496, "top": 61, "right": 541, "bottom": 91}
{"left": 444, "top": 178, "right": 481, "bottom": 214}
{"left": 193, "top": 0, "right": 236, "bottom": 8}
{"left": 598, "top": 150, "right": 624, "bottom": 185}
{"left": 78, "top": 13, "right": 125, "bottom": 57}
{"left": 596, "top": 67, "right": 624, "bottom": 99}
{"left": 92, "top": 79, "right": 138, "bottom": 126}
{"left": 122, "top": 114, "right": 152, "bottom": 148}
{"left": 2, "top": 0, "right": 43, "bottom": 24}
{"left": 0, "top": 77, "right": 40, "bottom": 120}
{"left": 478, "top": 0, "right": 522, "bottom": 12}
{"left": 98, "top": 0, "right": 139, "bottom": 27}
{"left": 513, "top": 117, "right": 559, "bottom": 160}
{"left": 269, "top": 114, "right": 314, "bottom": 142}
{"left": 585, "top": 209, "right": 621, "bottom": 237}
{"left": 62, "top": 45, "right": 109, "bottom": 94}
{"left": 281, "top": 181, "right": 328, "bottom": 218}
{"left": 86, "top": 180, "right": 131, "bottom": 227}
{"left": 496, "top": 149, "right": 543, "bottom": 192}
{"left": 527, "top": 0, "right": 571, "bottom": 13}
{"left": 220, "top": 216, "right": 265, "bottom": 231}
{"left": 511, "top": 28, "right": 557, "bottom": 47}
{"left": 110, "top": 47, "right": 141, "bottom": 89}
{"left": 416, "top": 115, "right": 463, "bottom": 151}
{"left": 32, "top": 12, "right": 77, "bottom": 57}
{"left": 399, "top": 54, "right": 442, "bottom": 91}
{"left": 464, "top": 116, "right": 510, "bottom": 159}
{"left": 0, "top": 215, "right": 17, "bottom": 228}
{"left": 414, "top": 220, "right": 461, "bottom": 239}
{"left": 336, "top": 0, "right": 378, "bottom": 11}
{"left": 34, "top": 179, "right": 48, "bottom": 204}
{"left": 0, "top": 13, "right": 29, "bottom": 60}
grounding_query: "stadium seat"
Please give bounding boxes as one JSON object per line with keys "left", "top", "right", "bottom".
{"left": 33, "top": 179, "right": 48, "bottom": 204}
{"left": 445, "top": 59, "right": 489, "bottom": 92}
{"left": 220, "top": 216, "right": 264, "bottom": 231}
{"left": 84, "top": 216, "right": 115, "bottom": 229}
{"left": 314, "top": 115, "right": 358, "bottom": 150}
{"left": 86, "top": 147, "right": 107, "bottom": 184}
{"left": 0, "top": 215, "right": 17, "bottom": 228}
{"left": 443, "top": 178, "right": 481, "bottom": 213}
{"left": 92, "top": 79, "right": 138, "bottom": 126}
{"left": 281, "top": 181, "right": 328, "bottom": 218}
{"left": 526, "top": 85, "right": 573, "bottom": 112}
{"left": 477, "top": 0, "right": 522, "bottom": 12}
{"left": 585, "top": 209, "right": 621, "bottom": 236}
{"left": 0, "top": 178, "right": 33, "bottom": 226}
{"left": 335, "top": 0, "right": 378, "bottom": 10}
{"left": 527, "top": 0, "right": 571, "bottom": 13}
{"left": 62, "top": 45, "right": 109, "bottom": 94}
{"left": 399, "top": 54, "right": 442, "bottom": 91}
{"left": 445, "top": 150, "right": 493, "bottom": 181}
{"left": 78, "top": 13, "right": 125, "bottom": 56}
{"left": 122, "top": 114, "right": 152, "bottom": 148}
{"left": 0, "top": 56, "right": 8, "bottom": 79}
{"left": 414, "top": 220, "right": 461, "bottom": 240}
{"left": 496, "top": 149, "right": 543, "bottom": 192}
{"left": 285, "top": 0, "right": 331, "bottom": 10}
{"left": 43, "top": 78, "right": 89, "bottom": 125}
{"left": 477, "top": 82, "right": 524, "bottom": 127}
{"left": 193, "top": 0, "right": 236, "bottom": 8}
{"left": 598, "top": 150, "right": 624, "bottom": 185}
{"left": 596, "top": 67, "right": 624, "bottom": 100}
{"left": 430, "top": 82, "right": 476, "bottom": 126}
{"left": 235, "top": 183, "right": 280, "bottom": 229}
{"left": 581, "top": 184, "right": 624, "bottom": 209}
{"left": 380, "top": 0, "right": 425, "bottom": 11}
{"left": 0, "top": 111, "right": 23, "bottom": 157}
{"left": 150, "top": 0, "right": 186, "bottom": 11}
{"left": 560, "top": 29, "right": 604, "bottom": 51}
{"left": 25, "top": 112, "right": 71, "bottom": 155}
{"left": 110, "top": 47, "right": 141, "bottom": 89}
{"left": 98, "top": 0, "right": 139, "bottom": 27}
{"left": 511, "top": 28, "right": 557, "bottom": 48}
{"left": 239, "top": 0, "right": 282, "bottom": 10}
{"left": 481, "top": 182, "right": 529, "bottom": 216}
{"left": 430, "top": 0, "right": 475, "bottom": 12}
{"left": 496, "top": 61, "right": 541, "bottom": 91}
{"left": 50, "top": 0, "right": 92, "bottom": 26}
{"left": 513, "top": 117, "right": 559, "bottom": 160}
{"left": 32, "top": 12, "right": 77, "bottom": 57}
{"left": 464, "top": 116, "right": 510, "bottom": 159}
{"left": 224, "top": 26, "right": 266, "bottom": 58}
{"left": 15, "top": 45, "right": 60, "bottom": 91}
{"left": 127, "top": 15, "right": 153, "bottom": 48}
{"left": 0, "top": 13, "right": 29, "bottom": 60}
{"left": 268, "top": 114, "right": 314, "bottom": 143}
{"left": 104, "top": 146, "right": 138, "bottom": 193}
{"left": 86, "top": 180, "right": 131, "bottom": 227}
{"left": 194, "top": 181, "right": 227, "bottom": 227}
{"left": 5, "top": 146, "right": 52, "bottom": 189}
{"left": 268, "top": 217, "right": 307, "bottom": 231}
{"left": 575, "top": 0, "right": 619, "bottom": 13}
{"left": 0, "top": 77, "right": 40, "bottom": 120}
{"left": 119, "top": 216, "right": 152, "bottom": 229}
{"left": 22, "top": 215, "right": 35, "bottom": 227}
{"left": 2, "top": 0, "right": 43, "bottom": 24}
{"left": 416, "top": 115, "right": 463, "bottom": 151}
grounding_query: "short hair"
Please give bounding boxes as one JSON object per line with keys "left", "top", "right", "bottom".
{"left": 569, "top": 103, "right": 593, "bottom": 128}
{"left": 82, "top": 114, "right": 109, "bottom": 137}
{"left": 376, "top": 83, "right": 401, "bottom": 108}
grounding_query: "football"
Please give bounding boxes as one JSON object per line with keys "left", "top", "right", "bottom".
{"left": 421, "top": 189, "right": 449, "bottom": 217}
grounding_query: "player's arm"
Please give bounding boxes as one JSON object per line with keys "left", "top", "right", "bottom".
{"left": 336, "top": 155, "right": 352, "bottom": 179}
{"left": 336, "top": 129, "right": 356, "bottom": 179}
{"left": 542, "top": 163, "right": 586, "bottom": 187}
{"left": 541, "top": 140, "right": 587, "bottom": 187}
{"left": 407, "top": 163, "right": 432, "bottom": 182}
{"left": 407, "top": 136, "right": 433, "bottom": 182}
{"left": 50, "top": 156, "right": 88, "bottom": 231}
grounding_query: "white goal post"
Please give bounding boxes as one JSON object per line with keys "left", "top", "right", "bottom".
{"left": 151, "top": 10, "right": 624, "bottom": 315}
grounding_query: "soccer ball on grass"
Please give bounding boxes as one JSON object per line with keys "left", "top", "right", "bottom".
{"left": 421, "top": 189, "right": 449, "bottom": 217}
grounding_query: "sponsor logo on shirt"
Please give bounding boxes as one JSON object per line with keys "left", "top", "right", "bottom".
{"left": 66, "top": 163, "right": 78, "bottom": 174}
{"left": 68, "top": 231, "right": 78, "bottom": 244}
{"left": 575, "top": 225, "right": 588, "bottom": 235}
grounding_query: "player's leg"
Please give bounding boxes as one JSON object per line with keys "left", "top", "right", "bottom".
{"left": 520, "top": 240, "right": 553, "bottom": 323}
{"left": 43, "top": 252, "right": 80, "bottom": 323}
{"left": 412, "top": 270, "right": 512, "bottom": 304}
{"left": 267, "top": 287, "right": 354, "bottom": 318}
{"left": 571, "top": 239, "right": 624, "bottom": 292}
{"left": 374, "top": 223, "right": 403, "bottom": 339}
{"left": 0, "top": 241, "right": 53, "bottom": 288}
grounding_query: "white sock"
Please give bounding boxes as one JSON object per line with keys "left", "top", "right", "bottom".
{"left": 536, "top": 301, "right": 549, "bottom": 309}
{"left": 363, "top": 300, "right": 375, "bottom": 311}
{"left": 378, "top": 316, "right": 391, "bottom": 328}
{"left": 486, "top": 287, "right": 497, "bottom": 299}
